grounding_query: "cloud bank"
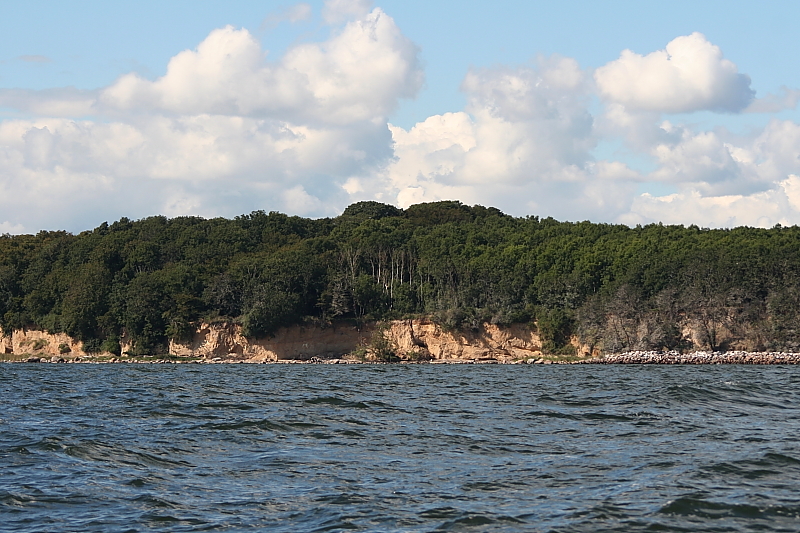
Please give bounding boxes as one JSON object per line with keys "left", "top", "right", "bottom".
{"left": 0, "top": 5, "right": 422, "bottom": 231}
{"left": 1, "top": 4, "right": 799, "bottom": 234}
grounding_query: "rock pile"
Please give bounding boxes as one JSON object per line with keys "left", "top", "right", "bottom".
{"left": 577, "top": 350, "right": 800, "bottom": 364}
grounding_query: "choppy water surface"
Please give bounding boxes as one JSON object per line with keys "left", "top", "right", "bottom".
{"left": 2, "top": 364, "right": 800, "bottom": 532}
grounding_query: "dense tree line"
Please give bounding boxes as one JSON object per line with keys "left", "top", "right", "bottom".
{"left": 2, "top": 201, "right": 800, "bottom": 355}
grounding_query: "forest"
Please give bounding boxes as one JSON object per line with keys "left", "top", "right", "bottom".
{"left": 2, "top": 200, "right": 800, "bottom": 355}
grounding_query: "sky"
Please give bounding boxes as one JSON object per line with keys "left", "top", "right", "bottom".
{"left": 1, "top": 1, "right": 800, "bottom": 234}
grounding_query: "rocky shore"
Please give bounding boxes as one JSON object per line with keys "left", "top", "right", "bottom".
{"left": 576, "top": 350, "right": 800, "bottom": 365}
{"left": 7, "top": 350, "right": 800, "bottom": 365}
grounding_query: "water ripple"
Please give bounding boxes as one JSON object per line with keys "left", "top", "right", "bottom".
{"left": 2, "top": 364, "right": 800, "bottom": 531}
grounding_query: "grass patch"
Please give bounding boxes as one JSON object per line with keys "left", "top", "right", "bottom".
{"left": 0, "top": 353, "right": 30, "bottom": 362}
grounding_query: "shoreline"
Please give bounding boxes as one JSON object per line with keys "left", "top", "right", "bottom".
{"left": 5, "top": 350, "right": 800, "bottom": 365}
{"left": 575, "top": 350, "right": 800, "bottom": 365}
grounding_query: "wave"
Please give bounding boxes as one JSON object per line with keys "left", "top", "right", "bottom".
{"left": 304, "top": 396, "right": 373, "bottom": 409}
{"left": 702, "top": 452, "right": 800, "bottom": 481}
{"left": 659, "top": 496, "right": 800, "bottom": 519}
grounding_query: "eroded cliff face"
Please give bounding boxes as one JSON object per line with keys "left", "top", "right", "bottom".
{"left": 384, "top": 320, "right": 543, "bottom": 362}
{"left": 1, "top": 320, "right": 544, "bottom": 361}
{"left": 580, "top": 313, "right": 768, "bottom": 355}
{"left": 168, "top": 320, "right": 545, "bottom": 362}
{"left": 2, "top": 316, "right": 766, "bottom": 362}
{"left": 168, "top": 322, "right": 371, "bottom": 362}
{"left": 0, "top": 327, "right": 86, "bottom": 358}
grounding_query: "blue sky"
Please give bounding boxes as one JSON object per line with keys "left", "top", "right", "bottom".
{"left": 1, "top": 0, "right": 800, "bottom": 233}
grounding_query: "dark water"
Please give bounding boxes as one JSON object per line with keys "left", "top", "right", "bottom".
{"left": 2, "top": 364, "right": 800, "bottom": 532}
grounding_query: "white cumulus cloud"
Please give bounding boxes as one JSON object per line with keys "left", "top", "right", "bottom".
{"left": 384, "top": 57, "right": 644, "bottom": 220}
{"left": 0, "top": 221, "right": 26, "bottom": 234}
{"left": 623, "top": 176, "right": 800, "bottom": 228}
{"left": 381, "top": 37, "right": 800, "bottom": 228}
{"left": 0, "top": 6, "right": 421, "bottom": 232}
{"left": 0, "top": 9, "right": 798, "bottom": 233}
{"left": 391, "top": 56, "right": 596, "bottom": 190}
{"left": 618, "top": 119, "right": 800, "bottom": 227}
{"left": 100, "top": 8, "right": 421, "bottom": 124}
{"left": 595, "top": 32, "right": 754, "bottom": 113}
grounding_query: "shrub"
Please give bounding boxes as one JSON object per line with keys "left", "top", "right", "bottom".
{"left": 58, "top": 343, "right": 71, "bottom": 354}
{"left": 370, "top": 322, "right": 397, "bottom": 362}
{"left": 82, "top": 338, "right": 102, "bottom": 353}
{"left": 32, "top": 338, "right": 48, "bottom": 351}
{"left": 100, "top": 338, "right": 121, "bottom": 356}
{"left": 407, "top": 350, "right": 431, "bottom": 361}
{"left": 536, "top": 308, "right": 574, "bottom": 354}
{"left": 349, "top": 345, "right": 368, "bottom": 361}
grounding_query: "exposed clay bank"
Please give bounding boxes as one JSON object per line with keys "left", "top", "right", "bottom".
{"left": 5, "top": 321, "right": 800, "bottom": 365}
{"left": 1, "top": 320, "right": 544, "bottom": 364}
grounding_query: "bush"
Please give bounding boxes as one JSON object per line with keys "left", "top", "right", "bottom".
{"left": 537, "top": 308, "right": 575, "bottom": 354}
{"left": 82, "top": 338, "right": 102, "bottom": 353}
{"left": 370, "top": 322, "right": 397, "bottom": 362}
{"left": 100, "top": 338, "right": 121, "bottom": 356}
{"left": 407, "top": 349, "right": 431, "bottom": 361}
{"left": 32, "top": 338, "right": 48, "bottom": 351}
{"left": 349, "top": 345, "right": 368, "bottom": 361}
{"left": 434, "top": 308, "right": 465, "bottom": 331}
{"left": 241, "top": 286, "right": 300, "bottom": 338}
{"left": 58, "top": 343, "right": 71, "bottom": 354}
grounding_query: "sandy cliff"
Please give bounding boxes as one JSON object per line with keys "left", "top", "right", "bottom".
{"left": 168, "top": 319, "right": 544, "bottom": 362}
{"left": 385, "top": 320, "right": 543, "bottom": 362}
{"left": 167, "top": 321, "right": 371, "bottom": 362}
{"left": 1, "top": 320, "right": 543, "bottom": 362}
{"left": 0, "top": 327, "right": 86, "bottom": 358}
{"left": 2, "top": 314, "right": 771, "bottom": 362}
